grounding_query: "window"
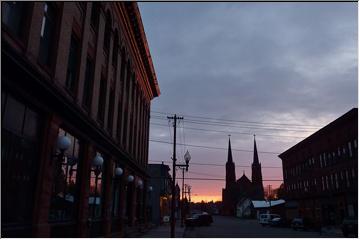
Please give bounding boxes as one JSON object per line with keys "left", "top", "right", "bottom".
{"left": 97, "top": 75, "right": 107, "bottom": 124}
{"left": 345, "top": 170, "right": 350, "bottom": 187}
{"left": 82, "top": 57, "right": 94, "bottom": 110}
{"left": 335, "top": 173, "right": 339, "bottom": 189}
{"left": 322, "top": 177, "right": 325, "bottom": 191}
{"left": 103, "top": 11, "right": 112, "bottom": 54}
{"left": 338, "top": 147, "right": 341, "bottom": 156}
{"left": 2, "top": 93, "right": 42, "bottom": 228}
{"left": 325, "top": 176, "right": 329, "bottom": 190}
{"left": 107, "top": 86, "right": 115, "bottom": 133}
{"left": 348, "top": 142, "right": 353, "bottom": 157}
{"left": 112, "top": 30, "right": 119, "bottom": 66}
{"left": 49, "top": 129, "right": 81, "bottom": 222}
{"left": 354, "top": 139, "right": 357, "bottom": 149}
{"left": 2, "top": 2, "right": 29, "bottom": 39}
{"left": 39, "top": 3, "right": 57, "bottom": 66}
{"left": 65, "top": 35, "right": 80, "bottom": 94}
{"left": 90, "top": 2, "right": 100, "bottom": 30}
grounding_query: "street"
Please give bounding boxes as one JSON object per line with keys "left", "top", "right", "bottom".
{"left": 183, "top": 216, "right": 334, "bottom": 238}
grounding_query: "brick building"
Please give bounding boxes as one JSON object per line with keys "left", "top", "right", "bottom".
{"left": 2, "top": 2, "right": 159, "bottom": 237}
{"left": 279, "top": 108, "right": 357, "bottom": 227}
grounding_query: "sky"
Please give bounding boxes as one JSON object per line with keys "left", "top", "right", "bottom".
{"left": 138, "top": 2, "right": 358, "bottom": 202}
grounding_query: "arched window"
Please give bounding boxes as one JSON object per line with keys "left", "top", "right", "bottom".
{"left": 90, "top": 2, "right": 100, "bottom": 30}
{"left": 2, "top": 2, "right": 30, "bottom": 40}
{"left": 103, "top": 11, "right": 112, "bottom": 54}
{"left": 39, "top": 2, "right": 57, "bottom": 67}
{"left": 112, "top": 30, "right": 119, "bottom": 66}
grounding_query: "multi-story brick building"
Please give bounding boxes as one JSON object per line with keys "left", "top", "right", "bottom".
{"left": 2, "top": 2, "right": 160, "bottom": 237}
{"left": 279, "top": 108, "right": 357, "bottom": 227}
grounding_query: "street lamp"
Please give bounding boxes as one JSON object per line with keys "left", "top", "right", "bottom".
{"left": 175, "top": 150, "right": 191, "bottom": 228}
{"left": 91, "top": 153, "right": 104, "bottom": 218}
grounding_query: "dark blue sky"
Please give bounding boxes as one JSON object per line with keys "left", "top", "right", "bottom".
{"left": 139, "top": 2, "right": 358, "bottom": 201}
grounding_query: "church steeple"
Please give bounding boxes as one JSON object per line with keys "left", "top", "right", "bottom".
{"left": 226, "top": 136, "right": 236, "bottom": 189}
{"left": 253, "top": 135, "right": 259, "bottom": 165}
{"left": 251, "top": 135, "right": 265, "bottom": 199}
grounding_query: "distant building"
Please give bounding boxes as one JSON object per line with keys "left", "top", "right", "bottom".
{"left": 2, "top": 2, "right": 159, "bottom": 237}
{"left": 236, "top": 198, "right": 285, "bottom": 219}
{"left": 222, "top": 137, "right": 265, "bottom": 216}
{"left": 279, "top": 108, "right": 357, "bottom": 227}
{"left": 147, "top": 163, "right": 172, "bottom": 225}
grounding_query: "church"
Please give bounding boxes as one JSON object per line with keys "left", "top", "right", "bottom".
{"left": 222, "top": 136, "right": 265, "bottom": 216}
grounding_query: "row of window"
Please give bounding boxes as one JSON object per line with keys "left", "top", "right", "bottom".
{"left": 286, "top": 168, "right": 356, "bottom": 193}
{"left": 2, "top": 2, "right": 150, "bottom": 165}
{"left": 284, "top": 139, "right": 357, "bottom": 179}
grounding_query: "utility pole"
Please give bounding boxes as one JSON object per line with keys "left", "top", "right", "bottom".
{"left": 168, "top": 114, "right": 183, "bottom": 238}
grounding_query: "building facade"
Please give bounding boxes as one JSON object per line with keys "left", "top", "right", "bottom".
{"left": 2, "top": 2, "right": 159, "bottom": 237}
{"left": 222, "top": 137, "right": 265, "bottom": 216}
{"left": 279, "top": 108, "right": 357, "bottom": 227}
{"left": 147, "top": 163, "right": 172, "bottom": 225}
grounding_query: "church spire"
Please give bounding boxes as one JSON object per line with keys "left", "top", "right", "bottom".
{"left": 225, "top": 135, "right": 236, "bottom": 189}
{"left": 251, "top": 135, "right": 264, "bottom": 199}
{"left": 253, "top": 135, "right": 259, "bottom": 165}
{"left": 228, "top": 135, "right": 233, "bottom": 163}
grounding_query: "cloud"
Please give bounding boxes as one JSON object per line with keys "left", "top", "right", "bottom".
{"left": 139, "top": 2, "right": 358, "bottom": 199}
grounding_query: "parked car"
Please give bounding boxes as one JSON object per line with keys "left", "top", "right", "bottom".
{"left": 259, "top": 214, "right": 281, "bottom": 226}
{"left": 185, "top": 212, "right": 213, "bottom": 227}
{"left": 341, "top": 217, "right": 358, "bottom": 237}
{"left": 291, "top": 218, "right": 305, "bottom": 230}
{"left": 269, "top": 217, "right": 286, "bottom": 227}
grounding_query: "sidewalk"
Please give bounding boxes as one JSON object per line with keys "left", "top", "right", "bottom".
{"left": 320, "top": 226, "right": 344, "bottom": 238}
{"left": 141, "top": 222, "right": 186, "bottom": 238}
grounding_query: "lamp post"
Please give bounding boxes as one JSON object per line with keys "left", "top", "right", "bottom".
{"left": 178, "top": 150, "right": 191, "bottom": 227}
{"left": 91, "top": 153, "right": 104, "bottom": 219}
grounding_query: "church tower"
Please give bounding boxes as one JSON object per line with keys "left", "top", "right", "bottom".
{"left": 251, "top": 135, "right": 265, "bottom": 199}
{"left": 226, "top": 136, "right": 236, "bottom": 189}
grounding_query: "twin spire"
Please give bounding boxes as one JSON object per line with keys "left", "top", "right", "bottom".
{"left": 226, "top": 134, "right": 259, "bottom": 166}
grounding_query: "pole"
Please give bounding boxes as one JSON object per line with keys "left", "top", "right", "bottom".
{"left": 168, "top": 114, "right": 183, "bottom": 237}
{"left": 181, "top": 168, "right": 185, "bottom": 227}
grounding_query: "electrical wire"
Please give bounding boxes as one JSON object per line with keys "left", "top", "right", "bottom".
{"left": 149, "top": 139, "right": 281, "bottom": 155}
{"left": 150, "top": 122, "right": 306, "bottom": 139}
{"left": 148, "top": 160, "right": 282, "bottom": 168}
{"left": 151, "top": 110, "right": 323, "bottom": 128}
{"left": 151, "top": 116, "right": 317, "bottom": 133}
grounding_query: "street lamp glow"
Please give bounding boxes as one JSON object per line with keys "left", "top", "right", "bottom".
{"left": 115, "top": 167, "right": 123, "bottom": 177}
{"left": 57, "top": 135, "right": 71, "bottom": 151}
{"left": 92, "top": 153, "right": 104, "bottom": 167}
{"left": 127, "top": 175, "right": 134, "bottom": 182}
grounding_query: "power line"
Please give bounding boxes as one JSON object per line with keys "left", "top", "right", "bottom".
{"left": 149, "top": 139, "right": 281, "bottom": 155}
{"left": 149, "top": 160, "right": 282, "bottom": 168}
{"left": 150, "top": 122, "right": 306, "bottom": 139}
{"left": 151, "top": 116, "right": 316, "bottom": 133}
{"left": 151, "top": 110, "right": 322, "bottom": 128}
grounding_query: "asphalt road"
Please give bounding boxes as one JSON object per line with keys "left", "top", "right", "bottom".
{"left": 184, "top": 215, "right": 326, "bottom": 238}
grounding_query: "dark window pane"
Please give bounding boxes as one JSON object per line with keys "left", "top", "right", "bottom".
{"left": 2, "top": 95, "right": 41, "bottom": 227}
{"left": 66, "top": 35, "right": 80, "bottom": 94}
{"left": 39, "top": 3, "right": 56, "bottom": 66}
{"left": 82, "top": 58, "right": 94, "bottom": 109}
{"left": 97, "top": 77, "right": 107, "bottom": 124}
{"left": 3, "top": 95, "right": 25, "bottom": 135}
{"left": 2, "top": 2, "right": 27, "bottom": 38}
{"left": 23, "top": 108, "right": 40, "bottom": 139}
{"left": 107, "top": 87, "right": 115, "bottom": 133}
{"left": 90, "top": 2, "right": 99, "bottom": 30}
